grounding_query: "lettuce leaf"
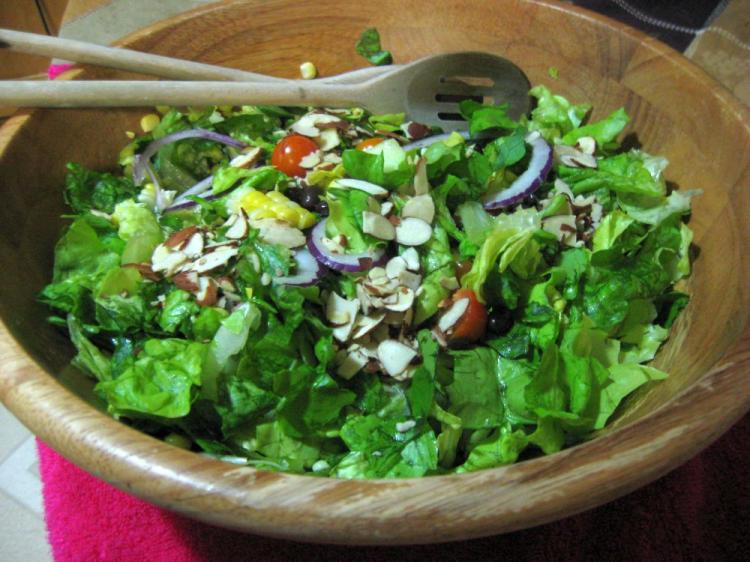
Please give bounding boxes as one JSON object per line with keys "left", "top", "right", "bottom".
{"left": 96, "top": 338, "right": 208, "bottom": 418}
{"left": 526, "top": 85, "right": 590, "bottom": 141}
{"left": 64, "top": 162, "right": 139, "bottom": 214}
{"left": 355, "top": 27, "right": 393, "bottom": 66}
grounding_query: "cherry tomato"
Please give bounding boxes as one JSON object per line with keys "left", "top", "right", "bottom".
{"left": 450, "top": 288, "right": 488, "bottom": 344}
{"left": 355, "top": 137, "right": 384, "bottom": 151}
{"left": 271, "top": 134, "right": 319, "bottom": 177}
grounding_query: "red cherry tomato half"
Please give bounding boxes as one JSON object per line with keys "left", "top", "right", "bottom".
{"left": 450, "top": 288, "right": 488, "bottom": 343}
{"left": 355, "top": 137, "right": 384, "bottom": 151}
{"left": 271, "top": 134, "right": 319, "bottom": 177}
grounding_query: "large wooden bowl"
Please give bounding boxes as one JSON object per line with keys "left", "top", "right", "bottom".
{"left": 1, "top": 0, "right": 749, "bottom": 545}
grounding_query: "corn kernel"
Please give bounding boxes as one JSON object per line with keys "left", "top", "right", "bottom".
{"left": 125, "top": 131, "right": 135, "bottom": 139}
{"left": 299, "top": 61, "right": 317, "bottom": 80}
{"left": 155, "top": 105, "right": 170, "bottom": 115}
{"left": 238, "top": 188, "right": 316, "bottom": 229}
{"left": 140, "top": 113, "right": 161, "bottom": 133}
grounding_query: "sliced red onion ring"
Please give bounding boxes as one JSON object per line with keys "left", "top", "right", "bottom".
{"left": 168, "top": 175, "right": 214, "bottom": 207}
{"left": 274, "top": 248, "right": 325, "bottom": 286}
{"left": 483, "top": 134, "right": 553, "bottom": 210}
{"left": 307, "top": 219, "right": 386, "bottom": 273}
{"left": 132, "top": 128, "right": 246, "bottom": 185}
{"left": 163, "top": 189, "right": 224, "bottom": 213}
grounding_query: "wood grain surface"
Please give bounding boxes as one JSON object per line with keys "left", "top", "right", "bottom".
{"left": 0, "top": 0, "right": 748, "bottom": 544}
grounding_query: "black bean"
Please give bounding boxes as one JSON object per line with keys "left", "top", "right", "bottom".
{"left": 315, "top": 200, "right": 329, "bottom": 216}
{"left": 487, "top": 307, "right": 513, "bottom": 335}
{"left": 299, "top": 186, "right": 322, "bottom": 210}
{"left": 285, "top": 187, "right": 305, "bottom": 205}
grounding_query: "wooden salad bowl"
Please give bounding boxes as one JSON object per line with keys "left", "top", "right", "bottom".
{"left": 0, "top": 0, "right": 748, "bottom": 545}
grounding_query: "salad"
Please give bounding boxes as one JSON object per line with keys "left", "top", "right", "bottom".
{"left": 40, "top": 84, "right": 699, "bottom": 478}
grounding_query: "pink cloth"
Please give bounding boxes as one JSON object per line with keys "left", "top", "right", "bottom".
{"left": 47, "top": 64, "right": 74, "bottom": 80}
{"left": 37, "top": 414, "right": 750, "bottom": 562}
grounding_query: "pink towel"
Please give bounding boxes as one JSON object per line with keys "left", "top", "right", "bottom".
{"left": 37, "top": 414, "right": 750, "bottom": 562}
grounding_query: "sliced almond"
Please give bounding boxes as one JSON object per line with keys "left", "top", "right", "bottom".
{"left": 561, "top": 153, "right": 597, "bottom": 169}
{"left": 398, "top": 270, "right": 422, "bottom": 291}
{"left": 382, "top": 293, "right": 399, "bottom": 306}
{"left": 225, "top": 214, "right": 249, "bottom": 240}
{"left": 320, "top": 235, "right": 346, "bottom": 255}
{"left": 401, "top": 247, "right": 420, "bottom": 272}
{"left": 316, "top": 129, "right": 341, "bottom": 151}
{"left": 555, "top": 144, "right": 597, "bottom": 169}
{"left": 380, "top": 201, "right": 394, "bottom": 216}
{"left": 299, "top": 151, "right": 322, "bottom": 169}
{"left": 362, "top": 212, "right": 396, "bottom": 241}
{"left": 195, "top": 277, "right": 218, "bottom": 306}
{"left": 336, "top": 348, "right": 369, "bottom": 380}
{"left": 413, "top": 157, "right": 430, "bottom": 195}
{"left": 385, "top": 256, "right": 408, "bottom": 279}
{"left": 438, "top": 297, "right": 470, "bottom": 334}
{"left": 173, "top": 271, "right": 200, "bottom": 292}
{"left": 323, "top": 152, "right": 343, "bottom": 164}
{"left": 576, "top": 136, "right": 596, "bottom": 155}
{"left": 334, "top": 178, "right": 389, "bottom": 198}
{"left": 384, "top": 287, "right": 415, "bottom": 312}
{"left": 229, "top": 146, "right": 262, "bottom": 169}
{"left": 164, "top": 226, "right": 199, "bottom": 249}
{"left": 356, "top": 283, "right": 372, "bottom": 315}
{"left": 542, "top": 215, "right": 578, "bottom": 244}
{"left": 377, "top": 339, "right": 418, "bottom": 377}
{"left": 401, "top": 195, "right": 435, "bottom": 224}
{"left": 395, "top": 217, "right": 432, "bottom": 246}
{"left": 368, "top": 267, "right": 388, "bottom": 281}
{"left": 326, "top": 291, "right": 354, "bottom": 325}
{"left": 251, "top": 219, "right": 306, "bottom": 248}
{"left": 190, "top": 246, "right": 238, "bottom": 273}
{"left": 291, "top": 113, "right": 346, "bottom": 137}
{"left": 181, "top": 232, "right": 204, "bottom": 258}
{"left": 151, "top": 244, "right": 187, "bottom": 276}
{"left": 351, "top": 313, "right": 386, "bottom": 340}
{"left": 326, "top": 292, "right": 360, "bottom": 342}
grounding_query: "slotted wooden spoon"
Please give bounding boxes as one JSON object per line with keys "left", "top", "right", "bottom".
{"left": 0, "top": 52, "right": 530, "bottom": 130}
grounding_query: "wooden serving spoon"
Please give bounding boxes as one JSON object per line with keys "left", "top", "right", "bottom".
{"left": 0, "top": 27, "right": 392, "bottom": 84}
{"left": 0, "top": 52, "right": 530, "bottom": 130}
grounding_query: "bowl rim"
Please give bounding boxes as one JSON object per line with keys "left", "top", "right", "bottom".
{"left": 0, "top": 0, "right": 749, "bottom": 545}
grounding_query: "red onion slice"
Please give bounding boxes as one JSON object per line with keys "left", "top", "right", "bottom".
{"left": 307, "top": 219, "right": 386, "bottom": 272}
{"left": 483, "top": 133, "right": 552, "bottom": 210}
{"left": 274, "top": 248, "right": 325, "bottom": 287}
{"left": 132, "top": 128, "right": 246, "bottom": 185}
{"left": 163, "top": 188, "right": 224, "bottom": 213}
{"left": 168, "top": 175, "right": 214, "bottom": 208}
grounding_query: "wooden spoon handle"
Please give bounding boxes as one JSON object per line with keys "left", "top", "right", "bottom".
{"left": 0, "top": 28, "right": 281, "bottom": 82}
{"left": 0, "top": 80, "right": 362, "bottom": 108}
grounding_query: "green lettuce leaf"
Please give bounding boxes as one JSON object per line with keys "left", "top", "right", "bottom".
{"left": 561, "top": 107, "right": 629, "bottom": 146}
{"left": 459, "top": 100, "right": 518, "bottom": 136}
{"left": 96, "top": 338, "right": 208, "bottom": 418}
{"left": 446, "top": 347, "right": 504, "bottom": 428}
{"left": 355, "top": 27, "right": 393, "bottom": 66}
{"left": 64, "top": 162, "right": 139, "bottom": 214}
{"left": 526, "top": 85, "right": 591, "bottom": 141}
